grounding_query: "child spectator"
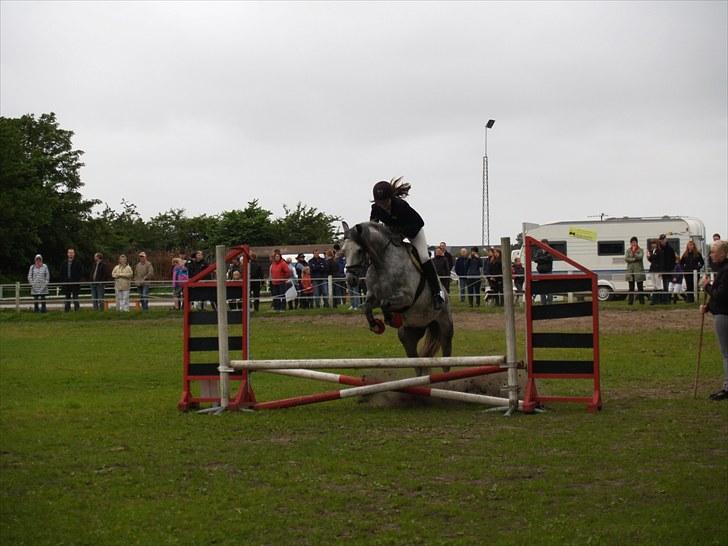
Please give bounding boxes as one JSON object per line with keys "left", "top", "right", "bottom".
{"left": 172, "top": 258, "right": 189, "bottom": 310}
{"left": 512, "top": 257, "right": 525, "bottom": 303}
{"left": 669, "top": 260, "right": 685, "bottom": 303}
{"left": 300, "top": 266, "right": 314, "bottom": 309}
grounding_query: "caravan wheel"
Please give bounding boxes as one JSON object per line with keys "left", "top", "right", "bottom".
{"left": 597, "top": 286, "right": 613, "bottom": 302}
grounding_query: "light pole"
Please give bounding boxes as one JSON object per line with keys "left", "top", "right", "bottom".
{"left": 482, "top": 119, "right": 495, "bottom": 246}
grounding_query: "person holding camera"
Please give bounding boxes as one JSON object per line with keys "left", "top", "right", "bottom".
{"left": 532, "top": 239, "right": 554, "bottom": 305}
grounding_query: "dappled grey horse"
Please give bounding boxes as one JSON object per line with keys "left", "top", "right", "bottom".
{"left": 342, "top": 221, "right": 454, "bottom": 375}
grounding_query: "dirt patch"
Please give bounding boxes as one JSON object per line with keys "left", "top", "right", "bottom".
{"left": 256, "top": 306, "right": 706, "bottom": 335}
{"left": 455, "top": 307, "right": 706, "bottom": 335}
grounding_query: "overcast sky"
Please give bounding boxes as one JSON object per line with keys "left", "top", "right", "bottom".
{"left": 2, "top": 1, "right": 726, "bottom": 246}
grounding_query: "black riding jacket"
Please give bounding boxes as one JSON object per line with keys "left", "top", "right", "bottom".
{"left": 706, "top": 260, "right": 728, "bottom": 315}
{"left": 370, "top": 197, "right": 424, "bottom": 239}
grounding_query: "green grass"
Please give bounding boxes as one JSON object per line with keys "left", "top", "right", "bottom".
{"left": 1, "top": 309, "right": 726, "bottom": 545}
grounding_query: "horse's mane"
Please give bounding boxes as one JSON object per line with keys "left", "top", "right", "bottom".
{"left": 347, "top": 222, "right": 395, "bottom": 267}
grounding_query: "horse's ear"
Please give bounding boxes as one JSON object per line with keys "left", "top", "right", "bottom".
{"left": 342, "top": 221, "right": 350, "bottom": 239}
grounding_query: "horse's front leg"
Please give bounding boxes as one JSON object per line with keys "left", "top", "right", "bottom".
{"left": 364, "top": 296, "right": 385, "bottom": 334}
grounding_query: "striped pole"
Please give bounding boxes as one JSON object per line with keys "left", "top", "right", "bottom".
{"left": 267, "top": 368, "right": 523, "bottom": 409}
{"left": 250, "top": 365, "right": 520, "bottom": 410}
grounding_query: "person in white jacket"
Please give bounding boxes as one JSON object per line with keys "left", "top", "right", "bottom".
{"left": 27, "top": 254, "right": 49, "bottom": 313}
{"left": 112, "top": 255, "right": 133, "bottom": 312}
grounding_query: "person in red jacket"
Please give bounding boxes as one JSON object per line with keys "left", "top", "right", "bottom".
{"left": 269, "top": 250, "right": 291, "bottom": 312}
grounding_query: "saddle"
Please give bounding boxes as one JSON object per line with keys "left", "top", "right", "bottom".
{"left": 388, "top": 232, "right": 424, "bottom": 274}
{"left": 384, "top": 234, "right": 427, "bottom": 313}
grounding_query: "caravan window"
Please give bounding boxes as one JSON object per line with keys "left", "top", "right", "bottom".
{"left": 598, "top": 241, "right": 625, "bottom": 256}
{"left": 548, "top": 241, "right": 567, "bottom": 259}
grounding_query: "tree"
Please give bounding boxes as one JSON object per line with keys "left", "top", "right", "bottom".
{"left": 213, "top": 201, "right": 277, "bottom": 247}
{"left": 0, "top": 113, "right": 98, "bottom": 280}
{"left": 273, "top": 202, "right": 339, "bottom": 245}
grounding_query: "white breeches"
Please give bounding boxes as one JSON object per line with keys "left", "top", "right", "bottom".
{"left": 409, "top": 228, "right": 430, "bottom": 264}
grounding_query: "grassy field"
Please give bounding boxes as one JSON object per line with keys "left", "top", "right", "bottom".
{"left": 1, "top": 306, "right": 727, "bottom": 545}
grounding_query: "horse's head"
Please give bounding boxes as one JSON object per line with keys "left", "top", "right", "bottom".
{"left": 342, "top": 221, "right": 369, "bottom": 288}
{"left": 343, "top": 221, "right": 392, "bottom": 287}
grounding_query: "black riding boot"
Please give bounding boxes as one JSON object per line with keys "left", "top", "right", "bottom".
{"left": 422, "top": 260, "right": 444, "bottom": 310}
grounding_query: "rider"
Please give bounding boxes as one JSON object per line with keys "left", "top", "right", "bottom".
{"left": 369, "top": 177, "right": 445, "bottom": 310}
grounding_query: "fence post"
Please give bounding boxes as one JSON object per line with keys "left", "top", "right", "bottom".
{"left": 693, "top": 270, "right": 698, "bottom": 303}
{"left": 328, "top": 275, "right": 333, "bottom": 307}
{"left": 15, "top": 282, "right": 21, "bottom": 312}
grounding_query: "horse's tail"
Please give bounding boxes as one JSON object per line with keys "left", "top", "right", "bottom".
{"left": 419, "top": 320, "right": 442, "bottom": 357}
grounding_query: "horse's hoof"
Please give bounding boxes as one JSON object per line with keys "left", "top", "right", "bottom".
{"left": 389, "top": 313, "right": 403, "bottom": 328}
{"left": 370, "top": 319, "right": 386, "bottom": 335}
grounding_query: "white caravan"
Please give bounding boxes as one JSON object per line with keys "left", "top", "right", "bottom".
{"left": 521, "top": 216, "right": 707, "bottom": 300}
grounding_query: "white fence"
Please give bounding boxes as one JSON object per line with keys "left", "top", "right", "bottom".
{"left": 0, "top": 270, "right": 706, "bottom": 312}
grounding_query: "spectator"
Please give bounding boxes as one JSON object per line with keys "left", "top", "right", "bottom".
{"left": 680, "top": 240, "right": 705, "bottom": 303}
{"left": 708, "top": 233, "right": 722, "bottom": 271}
{"left": 90, "top": 252, "right": 109, "bottom": 311}
{"left": 454, "top": 248, "right": 468, "bottom": 303}
{"left": 482, "top": 247, "right": 493, "bottom": 278}
{"left": 249, "top": 253, "right": 264, "bottom": 312}
{"left": 228, "top": 270, "right": 242, "bottom": 310}
{"left": 187, "top": 250, "right": 210, "bottom": 310}
{"left": 324, "top": 250, "right": 339, "bottom": 308}
{"left": 465, "top": 246, "right": 482, "bottom": 307}
{"left": 487, "top": 248, "right": 504, "bottom": 306}
{"left": 300, "top": 266, "right": 314, "bottom": 309}
{"left": 700, "top": 239, "right": 728, "bottom": 401}
{"left": 512, "top": 256, "right": 525, "bottom": 303}
{"left": 27, "top": 254, "right": 49, "bottom": 313}
{"left": 286, "top": 257, "right": 298, "bottom": 310}
{"left": 333, "top": 249, "right": 347, "bottom": 308}
{"left": 669, "top": 260, "right": 685, "bottom": 303}
{"left": 433, "top": 247, "right": 451, "bottom": 295}
{"left": 532, "top": 239, "right": 554, "bottom": 305}
{"left": 172, "top": 258, "right": 188, "bottom": 311}
{"left": 647, "top": 234, "right": 676, "bottom": 304}
{"left": 59, "top": 248, "right": 83, "bottom": 312}
{"left": 309, "top": 250, "right": 329, "bottom": 308}
{"left": 294, "top": 253, "right": 308, "bottom": 308}
{"left": 439, "top": 242, "right": 454, "bottom": 271}
{"left": 269, "top": 250, "right": 291, "bottom": 312}
{"left": 187, "top": 250, "right": 208, "bottom": 280}
{"left": 112, "top": 254, "right": 133, "bottom": 312}
{"left": 624, "top": 236, "right": 646, "bottom": 305}
{"left": 226, "top": 257, "right": 241, "bottom": 280}
{"left": 646, "top": 240, "right": 659, "bottom": 302}
{"left": 134, "top": 252, "right": 155, "bottom": 311}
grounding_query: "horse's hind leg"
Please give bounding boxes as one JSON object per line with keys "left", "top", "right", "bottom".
{"left": 398, "top": 326, "right": 426, "bottom": 376}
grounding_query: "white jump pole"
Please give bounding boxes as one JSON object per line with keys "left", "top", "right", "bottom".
{"left": 230, "top": 355, "right": 505, "bottom": 371}
{"left": 501, "top": 236, "right": 519, "bottom": 415}
{"left": 268, "top": 368, "right": 524, "bottom": 410}
{"left": 215, "top": 244, "right": 234, "bottom": 411}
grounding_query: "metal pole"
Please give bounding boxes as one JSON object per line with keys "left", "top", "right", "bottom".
{"left": 15, "top": 282, "right": 20, "bottom": 313}
{"left": 216, "top": 245, "right": 232, "bottom": 410}
{"left": 485, "top": 154, "right": 490, "bottom": 247}
{"left": 480, "top": 127, "right": 490, "bottom": 246}
{"left": 501, "top": 237, "right": 519, "bottom": 415}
